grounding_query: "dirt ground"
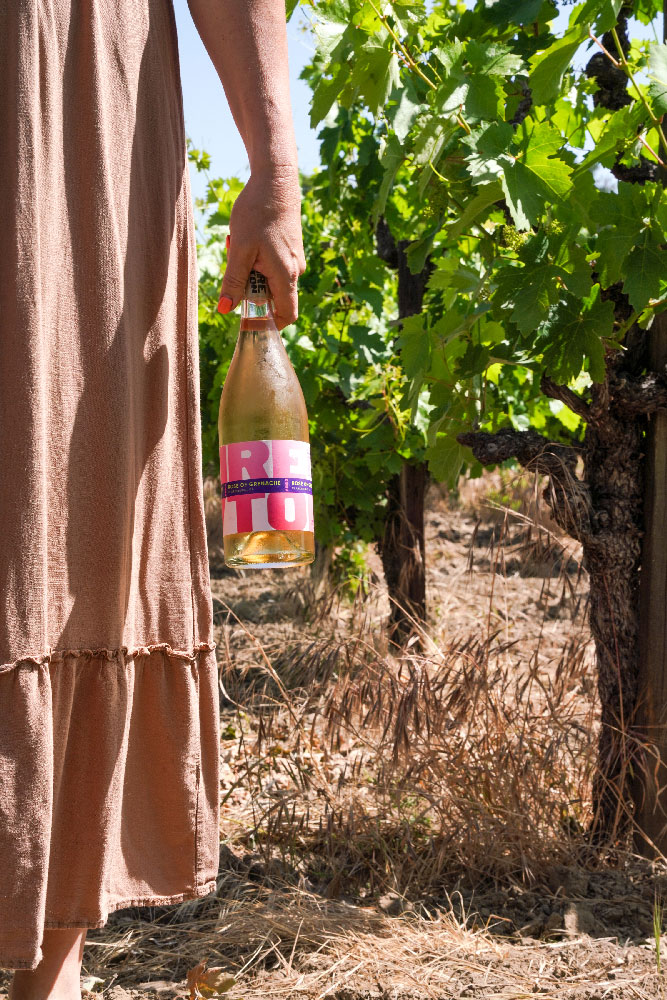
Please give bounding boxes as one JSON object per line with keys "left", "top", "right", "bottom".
{"left": 3, "top": 471, "right": 667, "bottom": 999}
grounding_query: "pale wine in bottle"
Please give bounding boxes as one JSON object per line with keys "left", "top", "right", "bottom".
{"left": 218, "top": 270, "right": 315, "bottom": 568}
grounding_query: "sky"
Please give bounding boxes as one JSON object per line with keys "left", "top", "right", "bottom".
{"left": 172, "top": 1, "right": 321, "bottom": 201}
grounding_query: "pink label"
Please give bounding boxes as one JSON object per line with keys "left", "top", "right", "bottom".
{"left": 219, "top": 439, "right": 314, "bottom": 536}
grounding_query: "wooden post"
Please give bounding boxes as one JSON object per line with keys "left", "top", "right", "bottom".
{"left": 632, "top": 1, "right": 667, "bottom": 856}
{"left": 634, "top": 313, "right": 667, "bottom": 855}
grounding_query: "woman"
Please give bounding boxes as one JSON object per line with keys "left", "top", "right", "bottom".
{"left": 0, "top": 0, "right": 305, "bottom": 994}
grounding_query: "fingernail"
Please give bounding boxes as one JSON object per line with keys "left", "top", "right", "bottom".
{"left": 217, "top": 295, "right": 233, "bottom": 314}
{"left": 225, "top": 234, "right": 230, "bottom": 250}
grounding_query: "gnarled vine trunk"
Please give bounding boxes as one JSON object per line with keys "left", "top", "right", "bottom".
{"left": 458, "top": 11, "right": 665, "bottom": 842}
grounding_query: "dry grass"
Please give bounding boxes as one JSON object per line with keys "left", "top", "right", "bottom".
{"left": 214, "top": 617, "right": 598, "bottom": 898}
{"left": 82, "top": 881, "right": 665, "bottom": 999}
{"left": 3, "top": 469, "right": 663, "bottom": 999}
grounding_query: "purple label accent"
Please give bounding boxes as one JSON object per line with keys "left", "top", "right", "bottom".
{"left": 223, "top": 477, "right": 313, "bottom": 498}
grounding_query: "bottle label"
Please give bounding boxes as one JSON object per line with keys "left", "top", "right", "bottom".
{"left": 220, "top": 439, "right": 314, "bottom": 537}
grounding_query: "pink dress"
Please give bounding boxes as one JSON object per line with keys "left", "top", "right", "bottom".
{"left": 0, "top": 0, "right": 220, "bottom": 969}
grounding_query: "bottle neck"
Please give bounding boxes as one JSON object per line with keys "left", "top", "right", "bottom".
{"left": 240, "top": 269, "right": 278, "bottom": 331}
{"left": 241, "top": 297, "right": 271, "bottom": 322}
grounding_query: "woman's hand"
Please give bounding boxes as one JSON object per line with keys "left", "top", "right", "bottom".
{"left": 217, "top": 166, "right": 306, "bottom": 329}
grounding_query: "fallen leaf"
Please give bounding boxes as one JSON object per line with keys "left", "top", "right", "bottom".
{"left": 187, "top": 962, "right": 236, "bottom": 1000}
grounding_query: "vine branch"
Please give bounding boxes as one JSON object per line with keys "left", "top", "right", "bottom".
{"left": 457, "top": 427, "right": 593, "bottom": 542}
{"left": 540, "top": 374, "right": 592, "bottom": 422}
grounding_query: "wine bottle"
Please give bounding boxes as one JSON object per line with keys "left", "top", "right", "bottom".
{"left": 218, "top": 270, "right": 315, "bottom": 568}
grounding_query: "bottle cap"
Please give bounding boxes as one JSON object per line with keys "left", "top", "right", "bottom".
{"left": 244, "top": 270, "right": 271, "bottom": 305}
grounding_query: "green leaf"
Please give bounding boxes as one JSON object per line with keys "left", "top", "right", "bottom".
{"left": 648, "top": 42, "right": 667, "bottom": 115}
{"left": 390, "top": 82, "right": 423, "bottom": 142}
{"left": 577, "top": 103, "right": 647, "bottom": 173}
{"left": 398, "top": 315, "right": 432, "bottom": 378}
{"left": 446, "top": 180, "right": 503, "bottom": 240}
{"left": 464, "top": 122, "right": 514, "bottom": 184}
{"left": 483, "top": 0, "right": 546, "bottom": 26}
{"left": 529, "top": 31, "right": 584, "bottom": 107}
{"left": 347, "top": 43, "right": 401, "bottom": 116}
{"left": 312, "top": 13, "right": 349, "bottom": 58}
{"left": 466, "top": 41, "right": 524, "bottom": 77}
{"left": 542, "top": 285, "right": 613, "bottom": 384}
{"left": 501, "top": 162, "right": 542, "bottom": 230}
{"left": 426, "top": 433, "right": 467, "bottom": 485}
{"left": 495, "top": 234, "right": 564, "bottom": 334}
{"left": 428, "top": 258, "right": 482, "bottom": 296}
{"left": 572, "top": 0, "right": 622, "bottom": 33}
{"left": 413, "top": 114, "right": 456, "bottom": 168}
{"left": 465, "top": 75, "right": 504, "bottom": 121}
{"left": 502, "top": 121, "right": 573, "bottom": 228}
{"left": 549, "top": 399, "right": 582, "bottom": 434}
{"left": 589, "top": 183, "right": 646, "bottom": 286}
{"left": 286, "top": 0, "right": 299, "bottom": 20}
{"left": 623, "top": 225, "right": 664, "bottom": 311}
{"left": 310, "top": 66, "right": 349, "bottom": 127}
{"left": 406, "top": 221, "right": 442, "bottom": 274}
{"left": 373, "top": 135, "right": 404, "bottom": 225}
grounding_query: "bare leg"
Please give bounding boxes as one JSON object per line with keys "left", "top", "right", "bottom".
{"left": 9, "top": 929, "right": 86, "bottom": 1000}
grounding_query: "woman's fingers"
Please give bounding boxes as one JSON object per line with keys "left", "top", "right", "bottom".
{"left": 217, "top": 170, "right": 306, "bottom": 326}
{"left": 218, "top": 237, "right": 257, "bottom": 313}
{"left": 262, "top": 253, "right": 301, "bottom": 328}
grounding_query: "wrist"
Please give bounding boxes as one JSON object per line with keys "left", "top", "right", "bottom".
{"left": 249, "top": 153, "right": 299, "bottom": 182}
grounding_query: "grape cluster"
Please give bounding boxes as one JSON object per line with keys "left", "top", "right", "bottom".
{"left": 546, "top": 220, "right": 566, "bottom": 237}
{"left": 423, "top": 181, "right": 449, "bottom": 221}
{"left": 498, "top": 224, "right": 526, "bottom": 252}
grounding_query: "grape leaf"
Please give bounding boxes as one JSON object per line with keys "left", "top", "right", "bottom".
{"left": 406, "top": 219, "right": 443, "bottom": 274}
{"left": 413, "top": 114, "right": 455, "bottom": 167}
{"left": 589, "top": 183, "right": 646, "bottom": 286}
{"left": 502, "top": 121, "right": 573, "bottom": 228}
{"left": 541, "top": 285, "right": 613, "bottom": 384}
{"left": 390, "top": 84, "right": 423, "bottom": 142}
{"left": 426, "top": 433, "right": 467, "bottom": 485}
{"left": 373, "top": 135, "right": 404, "bottom": 224}
{"left": 446, "top": 180, "right": 503, "bottom": 239}
{"left": 623, "top": 224, "right": 664, "bottom": 311}
{"left": 347, "top": 43, "right": 400, "bottom": 116}
{"left": 310, "top": 67, "right": 349, "bottom": 128}
{"left": 466, "top": 74, "right": 504, "bottom": 121}
{"left": 465, "top": 41, "right": 524, "bottom": 77}
{"left": 529, "top": 31, "right": 584, "bottom": 106}
{"left": 576, "top": 103, "right": 647, "bottom": 173}
{"left": 495, "top": 234, "right": 565, "bottom": 334}
{"left": 648, "top": 42, "right": 667, "bottom": 115}
{"left": 398, "top": 315, "right": 432, "bottom": 378}
{"left": 464, "top": 122, "right": 514, "bottom": 184}
{"left": 483, "top": 0, "right": 546, "bottom": 26}
{"left": 572, "top": 0, "right": 622, "bottom": 32}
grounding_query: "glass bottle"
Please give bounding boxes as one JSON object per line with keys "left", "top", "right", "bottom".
{"left": 218, "top": 270, "right": 315, "bottom": 568}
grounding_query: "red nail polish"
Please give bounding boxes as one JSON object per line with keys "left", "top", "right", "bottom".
{"left": 217, "top": 295, "right": 233, "bottom": 315}
{"left": 226, "top": 234, "right": 231, "bottom": 250}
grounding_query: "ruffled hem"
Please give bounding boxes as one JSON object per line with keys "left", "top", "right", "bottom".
{"left": 1, "top": 640, "right": 217, "bottom": 673}
{"left": 43, "top": 877, "right": 218, "bottom": 929}
{"left": 2, "top": 879, "right": 218, "bottom": 969}
{"left": 0, "top": 642, "right": 220, "bottom": 971}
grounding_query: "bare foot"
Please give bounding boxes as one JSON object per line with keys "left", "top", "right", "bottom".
{"left": 10, "top": 928, "right": 87, "bottom": 1000}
